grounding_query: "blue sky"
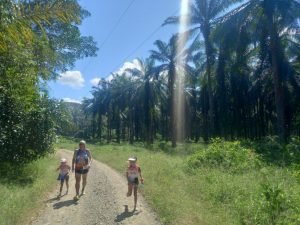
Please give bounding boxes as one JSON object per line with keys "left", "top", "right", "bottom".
{"left": 48, "top": 0, "right": 180, "bottom": 103}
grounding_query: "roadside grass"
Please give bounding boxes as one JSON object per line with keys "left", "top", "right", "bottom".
{"left": 56, "top": 138, "right": 300, "bottom": 225}
{"left": 0, "top": 155, "right": 58, "bottom": 225}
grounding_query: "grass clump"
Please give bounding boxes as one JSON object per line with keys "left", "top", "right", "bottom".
{"left": 0, "top": 155, "right": 58, "bottom": 225}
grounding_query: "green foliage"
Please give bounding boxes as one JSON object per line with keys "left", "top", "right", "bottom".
{"left": 0, "top": 155, "right": 58, "bottom": 225}
{"left": 188, "top": 138, "right": 261, "bottom": 172}
{"left": 239, "top": 182, "right": 300, "bottom": 225}
{"left": 286, "top": 137, "right": 300, "bottom": 165}
{"left": 0, "top": 0, "right": 97, "bottom": 164}
{"left": 254, "top": 136, "right": 300, "bottom": 166}
{"left": 0, "top": 92, "right": 55, "bottom": 164}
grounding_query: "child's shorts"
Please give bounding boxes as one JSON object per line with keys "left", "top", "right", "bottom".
{"left": 128, "top": 177, "right": 139, "bottom": 185}
{"left": 57, "top": 174, "right": 69, "bottom": 183}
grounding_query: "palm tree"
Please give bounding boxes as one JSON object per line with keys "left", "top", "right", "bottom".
{"left": 150, "top": 35, "right": 184, "bottom": 147}
{"left": 220, "top": 0, "right": 300, "bottom": 142}
{"left": 163, "top": 0, "right": 242, "bottom": 138}
{"left": 125, "top": 58, "right": 165, "bottom": 144}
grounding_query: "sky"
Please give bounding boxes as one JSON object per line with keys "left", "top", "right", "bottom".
{"left": 48, "top": 0, "right": 181, "bottom": 103}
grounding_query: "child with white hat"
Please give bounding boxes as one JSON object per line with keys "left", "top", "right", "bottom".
{"left": 126, "top": 156, "right": 144, "bottom": 210}
{"left": 56, "top": 158, "right": 71, "bottom": 198}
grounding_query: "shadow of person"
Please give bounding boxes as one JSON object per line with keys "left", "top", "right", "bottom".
{"left": 114, "top": 205, "right": 139, "bottom": 222}
{"left": 45, "top": 196, "right": 61, "bottom": 203}
{"left": 53, "top": 199, "right": 77, "bottom": 209}
{"left": 46, "top": 192, "right": 69, "bottom": 203}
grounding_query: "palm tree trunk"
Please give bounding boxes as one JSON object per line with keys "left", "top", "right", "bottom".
{"left": 116, "top": 107, "right": 121, "bottom": 144}
{"left": 266, "top": 6, "right": 287, "bottom": 142}
{"left": 129, "top": 109, "right": 134, "bottom": 144}
{"left": 144, "top": 80, "right": 152, "bottom": 144}
{"left": 203, "top": 27, "right": 215, "bottom": 138}
{"left": 168, "top": 68, "right": 176, "bottom": 148}
{"left": 97, "top": 114, "right": 102, "bottom": 141}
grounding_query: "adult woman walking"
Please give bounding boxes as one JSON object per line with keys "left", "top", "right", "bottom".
{"left": 72, "top": 140, "right": 92, "bottom": 200}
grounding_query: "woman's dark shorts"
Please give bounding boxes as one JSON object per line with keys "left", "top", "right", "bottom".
{"left": 75, "top": 169, "right": 89, "bottom": 174}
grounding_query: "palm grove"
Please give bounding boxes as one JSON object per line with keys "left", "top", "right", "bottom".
{"left": 0, "top": 0, "right": 97, "bottom": 164}
{"left": 82, "top": 0, "right": 300, "bottom": 147}
{"left": 1, "top": 0, "right": 300, "bottom": 165}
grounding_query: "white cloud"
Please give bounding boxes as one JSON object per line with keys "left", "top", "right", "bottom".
{"left": 106, "top": 59, "right": 141, "bottom": 82}
{"left": 58, "top": 71, "right": 85, "bottom": 88}
{"left": 62, "top": 98, "right": 82, "bottom": 104}
{"left": 115, "top": 59, "right": 141, "bottom": 75}
{"left": 90, "top": 77, "right": 101, "bottom": 86}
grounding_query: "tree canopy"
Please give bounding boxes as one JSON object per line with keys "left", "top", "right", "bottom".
{"left": 0, "top": 0, "right": 98, "bottom": 163}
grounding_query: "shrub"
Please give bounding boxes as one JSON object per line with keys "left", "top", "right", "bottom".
{"left": 286, "top": 137, "right": 300, "bottom": 165}
{"left": 241, "top": 183, "right": 300, "bottom": 225}
{"left": 255, "top": 136, "right": 300, "bottom": 166}
{"left": 0, "top": 93, "right": 55, "bottom": 164}
{"left": 187, "top": 138, "right": 261, "bottom": 172}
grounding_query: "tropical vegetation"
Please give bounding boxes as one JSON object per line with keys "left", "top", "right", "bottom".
{"left": 0, "top": 0, "right": 97, "bottom": 164}
{"left": 80, "top": 0, "right": 300, "bottom": 148}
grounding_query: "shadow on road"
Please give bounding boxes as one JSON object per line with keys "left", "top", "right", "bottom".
{"left": 114, "top": 205, "right": 140, "bottom": 222}
{"left": 46, "top": 193, "right": 69, "bottom": 204}
{"left": 53, "top": 199, "right": 78, "bottom": 209}
{"left": 45, "top": 196, "right": 59, "bottom": 203}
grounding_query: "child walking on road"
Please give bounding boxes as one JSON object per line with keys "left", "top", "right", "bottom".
{"left": 57, "top": 158, "right": 71, "bottom": 198}
{"left": 126, "top": 156, "right": 144, "bottom": 210}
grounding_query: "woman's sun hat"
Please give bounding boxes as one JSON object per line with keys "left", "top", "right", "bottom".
{"left": 79, "top": 140, "right": 86, "bottom": 145}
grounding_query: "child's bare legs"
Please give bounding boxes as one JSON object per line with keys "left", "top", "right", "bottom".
{"left": 133, "top": 185, "right": 138, "bottom": 210}
{"left": 75, "top": 173, "right": 81, "bottom": 196}
{"left": 59, "top": 181, "right": 63, "bottom": 196}
{"left": 127, "top": 184, "right": 133, "bottom": 197}
{"left": 127, "top": 184, "right": 138, "bottom": 209}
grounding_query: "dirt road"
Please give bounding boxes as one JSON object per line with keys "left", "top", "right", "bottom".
{"left": 30, "top": 149, "right": 161, "bottom": 225}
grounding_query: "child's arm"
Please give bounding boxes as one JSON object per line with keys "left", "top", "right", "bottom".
{"left": 138, "top": 167, "right": 144, "bottom": 184}
{"left": 56, "top": 165, "right": 60, "bottom": 171}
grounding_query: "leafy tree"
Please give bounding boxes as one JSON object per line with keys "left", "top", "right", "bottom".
{"left": 0, "top": 0, "right": 97, "bottom": 163}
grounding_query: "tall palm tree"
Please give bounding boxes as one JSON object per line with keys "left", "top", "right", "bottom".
{"left": 126, "top": 58, "right": 165, "bottom": 144}
{"left": 150, "top": 35, "right": 186, "bottom": 147}
{"left": 220, "top": 0, "right": 300, "bottom": 142}
{"left": 163, "top": 0, "right": 242, "bottom": 138}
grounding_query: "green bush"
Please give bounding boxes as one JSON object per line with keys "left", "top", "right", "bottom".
{"left": 254, "top": 136, "right": 300, "bottom": 166}
{"left": 0, "top": 93, "right": 55, "bottom": 164}
{"left": 286, "top": 137, "right": 300, "bottom": 165}
{"left": 187, "top": 138, "right": 261, "bottom": 172}
{"left": 240, "top": 183, "right": 300, "bottom": 225}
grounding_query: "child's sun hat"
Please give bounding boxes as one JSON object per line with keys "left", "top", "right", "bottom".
{"left": 128, "top": 156, "right": 137, "bottom": 162}
{"left": 61, "top": 158, "right": 67, "bottom": 163}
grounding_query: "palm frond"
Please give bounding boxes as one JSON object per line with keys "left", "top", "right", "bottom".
{"left": 162, "top": 16, "right": 180, "bottom": 26}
